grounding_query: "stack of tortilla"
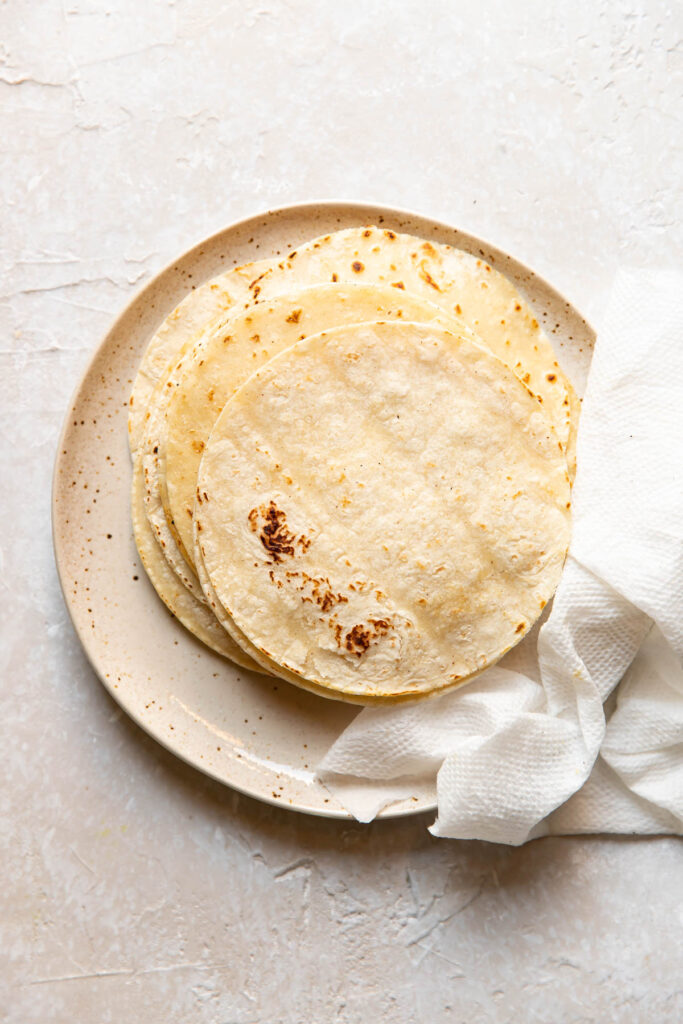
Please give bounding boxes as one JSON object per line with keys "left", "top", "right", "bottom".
{"left": 129, "top": 226, "right": 577, "bottom": 704}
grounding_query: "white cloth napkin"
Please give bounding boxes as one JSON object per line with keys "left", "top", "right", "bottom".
{"left": 318, "top": 269, "right": 683, "bottom": 844}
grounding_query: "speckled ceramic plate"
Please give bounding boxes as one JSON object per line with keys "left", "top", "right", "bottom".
{"left": 52, "top": 201, "right": 595, "bottom": 818}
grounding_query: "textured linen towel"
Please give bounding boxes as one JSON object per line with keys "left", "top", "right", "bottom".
{"left": 318, "top": 269, "right": 683, "bottom": 845}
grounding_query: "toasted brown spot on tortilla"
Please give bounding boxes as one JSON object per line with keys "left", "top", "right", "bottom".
{"left": 249, "top": 502, "right": 310, "bottom": 563}
{"left": 344, "top": 619, "right": 391, "bottom": 656}
{"left": 419, "top": 268, "right": 441, "bottom": 291}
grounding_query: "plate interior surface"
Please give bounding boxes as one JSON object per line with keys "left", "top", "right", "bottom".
{"left": 52, "top": 201, "right": 595, "bottom": 818}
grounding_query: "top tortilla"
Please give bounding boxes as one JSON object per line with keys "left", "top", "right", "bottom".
{"left": 195, "top": 321, "right": 572, "bottom": 703}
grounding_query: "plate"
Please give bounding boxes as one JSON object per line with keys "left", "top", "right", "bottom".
{"left": 52, "top": 201, "right": 595, "bottom": 818}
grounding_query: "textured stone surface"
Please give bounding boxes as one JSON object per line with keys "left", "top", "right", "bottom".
{"left": 1, "top": 1, "right": 682, "bottom": 1021}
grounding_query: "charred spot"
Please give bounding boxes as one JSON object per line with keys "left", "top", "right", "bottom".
{"left": 352, "top": 261, "right": 364, "bottom": 273}
{"left": 391, "top": 281, "right": 405, "bottom": 290}
{"left": 419, "top": 268, "right": 441, "bottom": 291}
{"left": 455, "top": 303, "right": 462, "bottom": 315}
{"left": 345, "top": 624, "right": 371, "bottom": 654}
{"left": 384, "top": 230, "right": 396, "bottom": 240}
{"left": 362, "top": 229, "right": 372, "bottom": 237}
{"left": 343, "top": 618, "right": 391, "bottom": 656}
{"left": 249, "top": 502, "right": 309, "bottom": 563}
{"left": 546, "top": 373, "right": 556, "bottom": 382}
{"left": 286, "top": 309, "right": 302, "bottom": 324}
{"left": 515, "top": 622, "right": 526, "bottom": 633}
{"left": 320, "top": 590, "right": 343, "bottom": 613}
{"left": 207, "top": 388, "right": 214, "bottom": 401}
{"left": 260, "top": 503, "right": 296, "bottom": 561}
{"left": 514, "top": 303, "right": 522, "bottom": 311}
{"left": 191, "top": 440, "right": 205, "bottom": 454}
{"left": 300, "top": 572, "right": 346, "bottom": 611}
{"left": 331, "top": 273, "right": 338, "bottom": 282}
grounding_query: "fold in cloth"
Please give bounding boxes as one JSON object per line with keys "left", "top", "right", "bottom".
{"left": 318, "top": 270, "right": 683, "bottom": 844}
